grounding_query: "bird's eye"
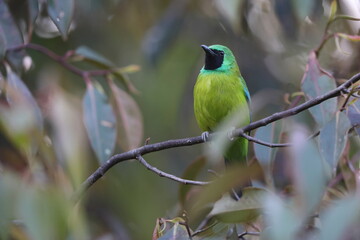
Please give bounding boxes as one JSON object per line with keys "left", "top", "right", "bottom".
{"left": 219, "top": 51, "right": 224, "bottom": 56}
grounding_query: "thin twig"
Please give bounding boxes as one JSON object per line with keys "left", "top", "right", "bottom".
{"left": 136, "top": 155, "right": 209, "bottom": 185}
{"left": 238, "top": 231, "right": 261, "bottom": 238}
{"left": 71, "top": 72, "right": 360, "bottom": 203}
{"left": 7, "top": 43, "right": 121, "bottom": 79}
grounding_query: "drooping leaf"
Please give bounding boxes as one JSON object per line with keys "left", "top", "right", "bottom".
{"left": 301, "top": 52, "right": 337, "bottom": 127}
{"left": 208, "top": 187, "right": 266, "bottom": 223}
{"left": 319, "top": 195, "right": 359, "bottom": 240}
{"left": 0, "top": 1, "right": 23, "bottom": 49}
{"left": 0, "top": 26, "right": 5, "bottom": 59}
{"left": 254, "top": 121, "right": 283, "bottom": 169}
{"left": 346, "top": 98, "right": 360, "bottom": 135}
{"left": 291, "top": 128, "right": 329, "bottom": 217}
{"left": 28, "top": 0, "right": 39, "bottom": 26}
{"left": 83, "top": 81, "right": 116, "bottom": 163}
{"left": 0, "top": 1, "right": 26, "bottom": 70}
{"left": 6, "top": 69, "right": 43, "bottom": 131}
{"left": 47, "top": 0, "right": 74, "bottom": 39}
{"left": 108, "top": 79, "right": 143, "bottom": 151}
{"left": 319, "top": 111, "right": 351, "bottom": 172}
{"left": 264, "top": 194, "right": 302, "bottom": 240}
{"left": 179, "top": 156, "right": 207, "bottom": 207}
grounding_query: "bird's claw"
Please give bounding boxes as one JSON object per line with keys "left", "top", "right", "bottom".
{"left": 227, "top": 127, "right": 236, "bottom": 141}
{"left": 201, "top": 131, "right": 210, "bottom": 142}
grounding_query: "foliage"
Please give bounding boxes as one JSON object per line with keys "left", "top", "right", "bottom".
{"left": 0, "top": 0, "right": 360, "bottom": 239}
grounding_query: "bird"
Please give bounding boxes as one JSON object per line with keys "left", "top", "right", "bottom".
{"left": 193, "top": 44, "right": 251, "bottom": 200}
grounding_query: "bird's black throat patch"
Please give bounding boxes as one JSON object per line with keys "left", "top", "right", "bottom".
{"left": 203, "top": 48, "right": 224, "bottom": 70}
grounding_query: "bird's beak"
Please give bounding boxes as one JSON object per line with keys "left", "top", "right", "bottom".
{"left": 201, "top": 45, "right": 215, "bottom": 56}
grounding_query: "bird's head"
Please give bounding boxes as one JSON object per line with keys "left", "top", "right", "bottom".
{"left": 201, "top": 44, "right": 237, "bottom": 71}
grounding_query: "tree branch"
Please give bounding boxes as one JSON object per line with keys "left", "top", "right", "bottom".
{"left": 71, "top": 72, "right": 360, "bottom": 203}
{"left": 136, "top": 155, "right": 209, "bottom": 185}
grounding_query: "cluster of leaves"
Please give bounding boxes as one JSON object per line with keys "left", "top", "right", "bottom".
{"left": 153, "top": 1, "right": 360, "bottom": 240}
{"left": 0, "top": 0, "right": 143, "bottom": 239}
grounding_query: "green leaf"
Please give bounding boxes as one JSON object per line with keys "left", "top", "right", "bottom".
{"left": 319, "top": 112, "right": 351, "bottom": 171}
{"left": 0, "top": 173, "right": 21, "bottom": 239}
{"left": 301, "top": 52, "right": 337, "bottom": 127}
{"left": 18, "top": 187, "right": 70, "bottom": 240}
{"left": 83, "top": 82, "right": 116, "bottom": 163}
{"left": 179, "top": 156, "right": 207, "bottom": 207}
{"left": 75, "top": 46, "right": 115, "bottom": 68}
{"left": 6, "top": 70, "right": 43, "bottom": 131}
{"left": 47, "top": 0, "right": 74, "bottom": 39}
{"left": 264, "top": 194, "right": 302, "bottom": 240}
{"left": 319, "top": 195, "right": 359, "bottom": 240}
{"left": 194, "top": 221, "right": 235, "bottom": 240}
{"left": 254, "top": 121, "right": 282, "bottom": 168}
{"left": 108, "top": 78, "right": 143, "bottom": 151}
{"left": 291, "top": 129, "right": 329, "bottom": 216}
{"left": 346, "top": 98, "right": 360, "bottom": 135}
{"left": 329, "top": 0, "right": 337, "bottom": 21}
{"left": 336, "top": 33, "right": 360, "bottom": 42}
{"left": 208, "top": 187, "right": 266, "bottom": 223}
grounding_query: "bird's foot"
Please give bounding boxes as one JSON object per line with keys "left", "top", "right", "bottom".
{"left": 201, "top": 131, "right": 210, "bottom": 142}
{"left": 227, "top": 127, "right": 236, "bottom": 141}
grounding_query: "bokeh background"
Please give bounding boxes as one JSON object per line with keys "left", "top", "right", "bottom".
{"left": 1, "top": 0, "right": 360, "bottom": 239}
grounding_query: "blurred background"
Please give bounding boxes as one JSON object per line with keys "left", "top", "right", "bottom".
{"left": 1, "top": 0, "right": 360, "bottom": 239}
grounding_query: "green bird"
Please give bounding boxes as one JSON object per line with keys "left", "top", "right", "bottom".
{"left": 194, "top": 44, "right": 251, "bottom": 200}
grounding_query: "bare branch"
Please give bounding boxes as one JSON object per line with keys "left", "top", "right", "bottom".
{"left": 136, "top": 155, "right": 209, "bottom": 185}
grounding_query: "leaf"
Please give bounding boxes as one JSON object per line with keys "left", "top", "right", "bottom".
{"left": 153, "top": 218, "right": 190, "bottom": 240}
{"left": 28, "top": 0, "right": 39, "bottom": 26}
{"left": 291, "top": 128, "right": 329, "bottom": 216}
{"left": 319, "top": 112, "right": 351, "bottom": 172}
{"left": 301, "top": 52, "right": 337, "bottom": 127}
{"left": 264, "top": 194, "right": 302, "bottom": 240}
{"left": 346, "top": 98, "right": 360, "bottom": 135}
{"left": 179, "top": 156, "right": 207, "bottom": 207}
{"left": 319, "top": 195, "right": 359, "bottom": 240}
{"left": 0, "top": 1, "right": 26, "bottom": 70}
{"left": 6, "top": 69, "right": 43, "bottom": 131}
{"left": 108, "top": 79, "right": 143, "bottom": 151}
{"left": 18, "top": 187, "right": 70, "bottom": 240}
{"left": 208, "top": 187, "right": 266, "bottom": 223}
{"left": 83, "top": 82, "right": 116, "bottom": 163}
{"left": 47, "top": 0, "right": 74, "bottom": 39}
{"left": 329, "top": 0, "right": 337, "bottom": 21}
{"left": 75, "top": 46, "right": 115, "bottom": 68}
{"left": 336, "top": 33, "right": 360, "bottom": 42}
{"left": 0, "top": 26, "right": 5, "bottom": 59}
{"left": 75, "top": 46, "right": 139, "bottom": 94}
{"left": 254, "top": 121, "right": 282, "bottom": 168}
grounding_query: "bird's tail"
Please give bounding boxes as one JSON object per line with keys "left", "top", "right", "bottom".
{"left": 224, "top": 137, "right": 251, "bottom": 201}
